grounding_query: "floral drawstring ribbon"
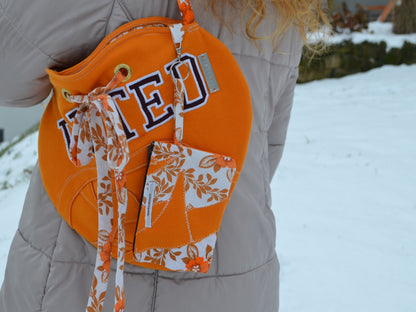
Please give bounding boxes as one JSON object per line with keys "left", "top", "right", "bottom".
{"left": 68, "top": 70, "right": 129, "bottom": 312}
{"left": 169, "top": 22, "right": 186, "bottom": 145}
{"left": 65, "top": 19, "right": 186, "bottom": 312}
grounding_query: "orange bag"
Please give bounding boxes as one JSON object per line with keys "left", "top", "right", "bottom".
{"left": 38, "top": 1, "right": 252, "bottom": 311}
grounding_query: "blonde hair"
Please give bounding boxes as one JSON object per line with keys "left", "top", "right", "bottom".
{"left": 206, "top": 0, "right": 329, "bottom": 51}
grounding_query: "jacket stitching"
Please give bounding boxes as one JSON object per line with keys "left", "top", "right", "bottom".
{"left": 273, "top": 64, "right": 295, "bottom": 105}
{"left": 151, "top": 270, "right": 159, "bottom": 312}
{"left": 158, "top": 255, "right": 277, "bottom": 281}
{"left": 0, "top": 7, "right": 67, "bottom": 66}
{"left": 116, "top": 0, "right": 134, "bottom": 22}
{"left": 262, "top": 139, "right": 270, "bottom": 209}
{"left": 39, "top": 218, "right": 63, "bottom": 312}
{"left": 104, "top": 0, "right": 117, "bottom": 36}
{"left": 49, "top": 255, "right": 277, "bottom": 280}
{"left": 50, "top": 258, "right": 156, "bottom": 276}
{"left": 16, "top": 229, "right": 52, "bottom": 260}
{"left": 16, "top": 218, "right": 63, "bottom": 312}
{"left": 263, "top": 52, "right": 274, "bottom": 130}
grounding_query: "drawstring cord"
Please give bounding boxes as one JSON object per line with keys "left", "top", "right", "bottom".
{"left": 68, "top": 70, "right": 129, "bottom": 312}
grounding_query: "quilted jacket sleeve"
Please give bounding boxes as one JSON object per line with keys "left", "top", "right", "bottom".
{"left": 0, "top": 0, "right": 116, "bottom": 107}
{"left": 0, "top": 4, "right": 53, "bottom": 107}
{"left": 267, "top": 65, "right": 299, "bottom": 182}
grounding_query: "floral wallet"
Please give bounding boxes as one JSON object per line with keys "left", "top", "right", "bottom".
{"left": 133, "top": 141, "right": 236, "bottom": 273}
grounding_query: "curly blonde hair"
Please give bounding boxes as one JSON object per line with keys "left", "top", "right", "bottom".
{"left": 206, "top": 0, "right": 329, "bottom": 50}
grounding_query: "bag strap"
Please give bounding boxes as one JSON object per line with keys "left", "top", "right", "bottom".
{"left": 177, "top": 0, "right": 195, "bottom": 25}
{"left": 168, "top": 24, "right": 186, "bottom": 145}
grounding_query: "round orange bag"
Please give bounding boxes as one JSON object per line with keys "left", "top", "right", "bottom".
{"left": 39, "top": 1, "right": 252, "bottom": 309}
{"left": 40, "top": 2, "right": 252, "bottom": 261}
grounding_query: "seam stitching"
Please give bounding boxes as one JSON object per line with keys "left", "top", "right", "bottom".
{"left": 151, "top": 270, "right": 159, "bottom": 312}
{"left": 158, "top": 256, "right": 277, "bottom": 281}
{"left": 45, "top": 255, "right": 276, "bottom": 280}
{"left": 16, "top": 229, "right": 52, "bottom": 260}
{"left": 263, "top": 52, "right": 274, "bottom": 129}
{"left": 0, "top": 8, "right": 67, "bottom": 66}
{"left": 39, "top": 217, "right": 63, "bottom": 312}
{"left": 116, "top": 0, "right": 134, "bottom": 21}
{"left": 103, "top": 0, "right": 117, "bottom": 36}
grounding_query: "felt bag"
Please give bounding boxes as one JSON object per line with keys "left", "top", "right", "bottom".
{"left": 38, "top": 1, "right": 252, "bottom": 310}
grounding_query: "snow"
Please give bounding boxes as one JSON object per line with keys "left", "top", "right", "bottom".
{"left": 0, "top": 131, "right": 38, "bottom": 281}
{"left": 273, "top": 64, "right": 416, "bottom": 312}
{"left": 0, "top": 132, "right": 38, "bottom": 189}
{"left": 0, "top": 184, "right": 30, "bottom": 279}
{"left": 0, "top": 64, "right": 415, "bottom": 311}
{"left": 312, "top": 22, "right": 416, "bottom": 50}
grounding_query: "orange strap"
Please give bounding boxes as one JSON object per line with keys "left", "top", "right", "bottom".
{"left": 177, "top": 0, "right": 195, "bottom": 25}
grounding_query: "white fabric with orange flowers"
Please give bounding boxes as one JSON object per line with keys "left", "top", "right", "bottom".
{"left": 135, "top": 140, "right": 237, "bottom": 272}
{"left": 68, "top": 73, "right": 129, "bottom": 312}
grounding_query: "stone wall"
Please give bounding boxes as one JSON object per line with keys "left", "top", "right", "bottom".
{"left": 298, "top": 40, "right": 416, "bottom": 83}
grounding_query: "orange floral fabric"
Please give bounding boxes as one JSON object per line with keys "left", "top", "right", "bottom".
{"left": 68, "top": 71, "right": 129, "bottom": 312}
{"left": 177, "top": 0, "right": 195, "bottom": 25}
{"left": 186, "top": 257, "right": 210, "bottom": 273}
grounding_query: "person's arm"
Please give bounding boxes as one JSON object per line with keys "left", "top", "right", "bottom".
{"left": 267, "top": 65, "right": 299, "bottom": 182}
{"left": 0, "top": 2, "right": 54, "bottom": 107}
{"left": 0, "top": 0, "right": 113, "bottom": 107}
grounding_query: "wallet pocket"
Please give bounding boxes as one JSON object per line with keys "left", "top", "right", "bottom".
{"left": 133, "top": 141, "right": 236, "bottom": 273}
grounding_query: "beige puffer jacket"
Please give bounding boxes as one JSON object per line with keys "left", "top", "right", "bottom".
{"left": 0, "top": 1, "right": 302, "bottom": 311}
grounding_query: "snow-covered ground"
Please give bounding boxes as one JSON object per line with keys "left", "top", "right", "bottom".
{"left": 313, "top": 22, "right": 416, "bottom": 50}
{"left": 0, "top": 131, "right": 38, "bottom": 280}
{"left": 0, "top": 64, "right": 415, "bottom": 312}
{"left": 274, "top": 64, "right": 416, "bottom": 312}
